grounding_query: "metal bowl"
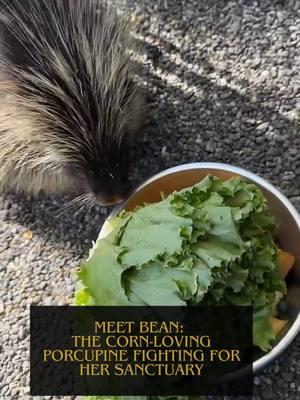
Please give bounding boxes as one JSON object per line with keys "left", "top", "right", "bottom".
{"left": 100, "top": 162, "right": 300, "bottom": 372}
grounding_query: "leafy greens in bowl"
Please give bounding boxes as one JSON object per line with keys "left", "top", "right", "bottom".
{"left": 76, "top": 175, "right": 292, "bottom": 352}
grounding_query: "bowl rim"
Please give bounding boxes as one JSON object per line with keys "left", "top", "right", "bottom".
{"left": 106, "top": 162, "right": 300, "bottom": 373}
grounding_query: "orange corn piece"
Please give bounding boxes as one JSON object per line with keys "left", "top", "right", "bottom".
{"left": 270, "top": 317, "right": 288, "bottom": 335}
{"left": 277, "top": 250, "right": 295, "bottom": 279}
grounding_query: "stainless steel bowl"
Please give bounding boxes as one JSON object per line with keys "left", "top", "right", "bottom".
{"left": 100, "top": 162, "right": 300, "bottom": 372}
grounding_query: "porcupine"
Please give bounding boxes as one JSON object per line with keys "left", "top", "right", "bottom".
{"left": 0, "top": 0, "right": 143, "bottom": 206}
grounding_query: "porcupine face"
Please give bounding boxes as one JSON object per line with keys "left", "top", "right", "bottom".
{"left": 0, "top": 0, "right": 140, "bottom": 205}
{"left": 67, "top": 134, "right": 133, "bottom": 206}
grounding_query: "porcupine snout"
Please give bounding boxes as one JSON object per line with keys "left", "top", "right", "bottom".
{"left": 88, "top": 166, "right": 132, "bottom": 206}
{"left": 92, "top": 178, "right": 132, "bottom": 206}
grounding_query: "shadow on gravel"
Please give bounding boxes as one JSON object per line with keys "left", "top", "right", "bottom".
{"left": 133, "top": 45, "right": 299, "bottom": 179}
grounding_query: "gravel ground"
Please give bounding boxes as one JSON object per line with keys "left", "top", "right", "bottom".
{"left": 1, "top": 0, "right": 300, "bottom": 399}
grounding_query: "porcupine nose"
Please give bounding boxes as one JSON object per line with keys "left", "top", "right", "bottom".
{"left": 94, "top": 178, "right": 132, "bottom": 206}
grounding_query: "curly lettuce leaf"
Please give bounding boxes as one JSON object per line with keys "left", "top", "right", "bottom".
{"left": 253, "top": 308, "right": 276, "bottom": 351}
{"left": 119, "top": 201, "right": 192, "bottom": 267}
{"left": 77, "top": 240, "right": 130, "bottom": 306}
